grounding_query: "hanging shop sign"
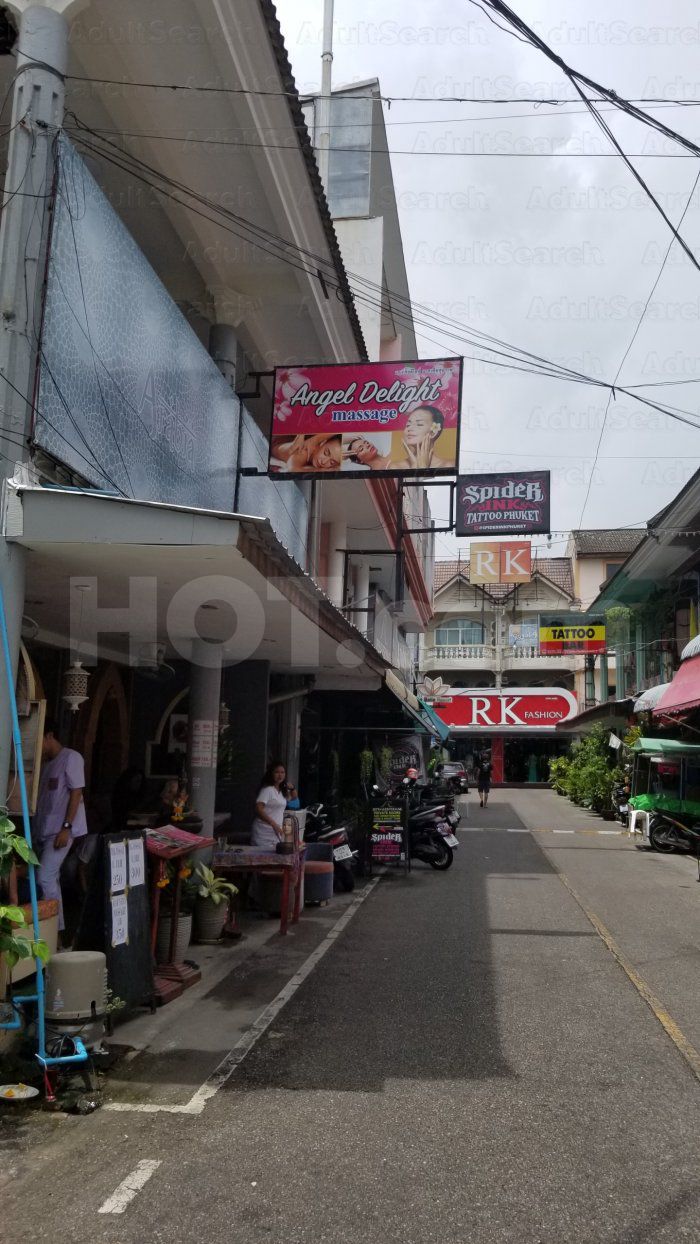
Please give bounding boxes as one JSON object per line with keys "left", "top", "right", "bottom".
{"left": 539, "top": 613, "right": 606, "bottom": 654}
{"left": 469, "top": 540, "right": 532, "bottom": 585}
{"left": 431, "top": 688, "right": 578, "bottom": 731}
{"left": 456, "top": 471, "right": 550, "bottom": 536}
{"left": 370, "top": 805, "right": 405, "bottom": 862}
{"left": 269, "top": 357, "right": 462, "bottom": 479}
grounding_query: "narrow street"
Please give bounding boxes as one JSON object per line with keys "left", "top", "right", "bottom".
{"left": 3, "top": 790, "right": 700, "bottom": 1244}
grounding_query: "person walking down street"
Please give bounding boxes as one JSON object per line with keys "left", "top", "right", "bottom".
{"left": 33, "top": 718, "right": 88, "bottom": 936}
{"left": 476, "top": 753, "right": 493, "bottom": 808}
{"left": 251, "top": 762, "right": 290, "bottom": 850}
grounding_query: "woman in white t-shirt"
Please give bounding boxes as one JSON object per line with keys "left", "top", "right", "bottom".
{"left": 251, "top": 762, "right": 289, "bottom": 850}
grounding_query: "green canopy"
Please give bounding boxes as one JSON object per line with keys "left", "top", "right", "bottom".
{"left": 631, "top": 736, "right": 700, "bottom": 756}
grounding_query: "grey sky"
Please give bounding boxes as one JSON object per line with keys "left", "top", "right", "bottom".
{"left": 275, "top": 0, "right": 700, "bottom": 559}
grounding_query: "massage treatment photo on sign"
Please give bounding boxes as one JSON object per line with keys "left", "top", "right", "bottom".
{"left": 268, "top": 357, "right": 462, "bottom": 478}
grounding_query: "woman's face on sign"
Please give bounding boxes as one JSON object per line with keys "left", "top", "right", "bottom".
{"left": 311, "top": 438, "right": 341, "bottom": 470}
{"left": 404, "top": 408, "right": 440, "bottom": 446}
{"left": 348, "top": 437, "right": 378, "bottom": 464}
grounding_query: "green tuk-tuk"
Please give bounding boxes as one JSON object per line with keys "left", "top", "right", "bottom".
{"left": 628, "top": 737, "right": 700, "bottom": 849}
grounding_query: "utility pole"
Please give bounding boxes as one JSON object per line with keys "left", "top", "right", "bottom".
{"left": 316, "top": 0, "right": 334, "bottom": 187}
{"left": 494, "top": 603, "right": 503, "bottom": 690}
{"left": 0, "top": 7, "right": 68, "bottom": 796}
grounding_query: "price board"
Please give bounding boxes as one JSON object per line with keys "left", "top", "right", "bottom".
{"left": 370, "top": 805, "right": 406, "bottom": 866}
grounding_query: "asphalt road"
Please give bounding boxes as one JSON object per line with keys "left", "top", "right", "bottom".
{"left": 3, "top": 790, "right": 700, "bottom": 1243}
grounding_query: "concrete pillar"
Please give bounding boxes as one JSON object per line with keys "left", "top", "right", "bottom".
{"left": 599, "top": 651, "right": 609, "bottom": 701}
{"left": 585, "top": 655, "right": 596, "bottom": 707}
{"left": 327, "top": 520, "right": 347, "bottom": 607}
{"left": 187, "top": 640, "right": 223, "bottom": 845}
{"left": 635, "top": 616, "right": 645, "bottom": 689}
{"left": 0, "top": 7, "right": 67, "bottom": 798}
{"left": 615, "top": 645, "right": 625, "bottom": 699}
{"left": 220, "top": 660, "right": 270, "bottom": 828}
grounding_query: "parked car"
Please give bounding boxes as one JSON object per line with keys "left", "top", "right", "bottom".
{"left": 439, "top": 762, "right": 469, "bottom": 793}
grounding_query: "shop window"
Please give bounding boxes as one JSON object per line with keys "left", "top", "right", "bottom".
{"left": 435, "top": 619, "right": 484, "bottom": 646}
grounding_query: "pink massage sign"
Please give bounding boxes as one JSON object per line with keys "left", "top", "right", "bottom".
{"left": 269, "top": 356, "right": 462, "bottom": 479}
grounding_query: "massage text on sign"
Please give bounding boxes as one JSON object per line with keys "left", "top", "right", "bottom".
{"left": 539, "top": 614, "right": 606, "bottom": 654}
{"left": 456, "top": 471, "right": 550, "bottom": 536}
{"left": 269, "top": 357, "right": 461, "bottom": 479}
{"left": 469, "top": 541, "right": 532, "bottom": 584}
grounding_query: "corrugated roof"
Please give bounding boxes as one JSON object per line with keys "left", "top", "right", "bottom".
{"left": 570, "top": 529, "right": 644, "bottom": 556}
{"left": 433, "top": 557, "right": 574, "bottom": 599}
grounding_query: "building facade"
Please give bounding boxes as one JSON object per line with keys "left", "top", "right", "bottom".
{"left": 0, "top": 1, "right": 436, "bottom": 835}
{"left": 420, "top": 558, "right": 578, "bottom": 783}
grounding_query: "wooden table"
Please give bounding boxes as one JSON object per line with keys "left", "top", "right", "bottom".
{"left": 212, "top": 846, "right": 305, "bottom": 935}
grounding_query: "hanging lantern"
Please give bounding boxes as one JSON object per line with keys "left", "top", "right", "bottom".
{"left": 62, "top": 660, "right": 90, "bottom": 712}
{"left": 218, "top": 700, "right": 230, "bottom": 731}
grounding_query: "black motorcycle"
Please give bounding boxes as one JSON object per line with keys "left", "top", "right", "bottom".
{"left": 648, "top": 810, "right": 700, "bottom": 859}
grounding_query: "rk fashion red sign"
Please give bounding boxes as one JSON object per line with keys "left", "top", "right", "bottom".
{"left": 431, "top": 688, "right": 577, "bottom": 731}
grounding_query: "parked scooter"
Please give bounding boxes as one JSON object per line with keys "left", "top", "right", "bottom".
{"left": 613, "top": 781, "right": 631, "bottom": 826}
{"left": 648, "top": 810, "right": 700, "bottom": 858}
{"left": 304, "top": 803, "right": 356, "bottom": 891}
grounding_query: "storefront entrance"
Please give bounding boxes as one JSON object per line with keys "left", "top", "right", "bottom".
{"left": 451, "top": 734, "right": 569, "bottom": 785}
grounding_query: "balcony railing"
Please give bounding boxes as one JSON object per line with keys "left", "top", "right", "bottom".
{"left": 425, "top": 645, "right": 497, "bottom": 663}
{"left": 424, "top": 644, "right": 576, "bottom": 665}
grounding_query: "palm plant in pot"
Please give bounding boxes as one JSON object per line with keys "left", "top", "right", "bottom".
{"left": 193, "top": 864, "right": 238, "bottom": 943}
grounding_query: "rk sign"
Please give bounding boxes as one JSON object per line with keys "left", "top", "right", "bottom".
{"left": 469, "top": 541, "right": 532, "bottom": 585}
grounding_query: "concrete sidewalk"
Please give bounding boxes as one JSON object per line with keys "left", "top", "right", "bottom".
{"left": 102, "top": 884, "right": 372, "bottom": 1109}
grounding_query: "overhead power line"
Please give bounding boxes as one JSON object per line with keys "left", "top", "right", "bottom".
{"left": 578, "top": 166, "right": 700, "bottom": 526}
{"left": 470, "top": 0, "right": 700, "bottom": 265}
{"left": 60, "top": 74, "right": 700, "bottom": 108}
{"left": 65, "top": 118, "right": 700, "bottom": 441}
{"left": 64, "top": 122, "right": 700, "bottom": 160}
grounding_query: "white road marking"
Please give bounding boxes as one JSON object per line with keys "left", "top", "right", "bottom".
{"left": 553, "top": 830, "right": 575, "bottom": 834}
{"left": 507, "top": 828, "right": 529, "bottom": 833}
{"left": 461, "top": 827, "right": 483, "bottom": 832}
{"left": 598, "top": 830, "right": 621, "bottom": 835}
{"left": 105, "top": 877, "right": 382, "bottom": 1116}
{"left": 98, "top": 1159, "right": 161, "bottom": 1214}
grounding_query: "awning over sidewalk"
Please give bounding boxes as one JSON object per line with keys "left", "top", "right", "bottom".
{"left": 634, "top": 683, "right": 671, "bottom": 713}
{"left": 653, "top": 656, "right": 700, "bottom": 717}
{"left": 555, "top": 698, "right": 634, "bottom": 733}
{"left": 383, "top": 670, "right": 447, "bottom": 742}
{"left": 5, "top": 483, "right": 388, "bottom": 687}
{"left": 417, "top": 698, "right": 450, "bottom": 743}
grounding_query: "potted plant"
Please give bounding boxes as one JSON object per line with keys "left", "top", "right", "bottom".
{"left": 0, "top": 810, "right": 50, "bottom": 1001}
{"left": 192, "top": 864, "right": 238, "bottom": 943}
{"left": 548, "top": 756, "right": 570, "bottom": 795}
{"left": 155, "top": 858, "right": 196, "bottom": 963}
